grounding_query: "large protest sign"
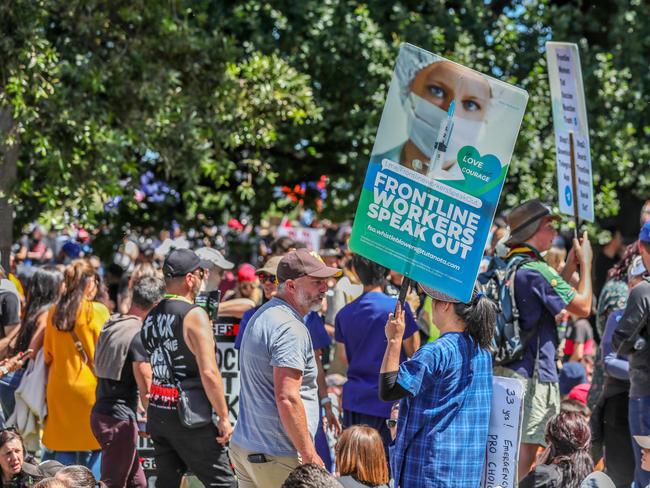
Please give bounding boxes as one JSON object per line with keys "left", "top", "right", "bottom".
{"left": 349, "top": 43, "right": 528, "bottom": 301}
{"left": 138, "top": 436, "right": 158, "bottom": 485}
{"left": 546, "top": 42, "right": 594, "bottom": 222}
{"left": 214, "top": 317, "right": 241, "bottom": 423}
{"left": 481, "top": 376, "right": 525, "bottom": 488}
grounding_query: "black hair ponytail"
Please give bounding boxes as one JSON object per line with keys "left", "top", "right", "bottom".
{"left": 453, "top": 291, "right": 496, "bottom": 349}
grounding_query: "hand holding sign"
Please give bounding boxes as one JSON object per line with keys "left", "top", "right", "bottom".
{"left": 385, "top": 301, "right": 406, "bottom": 342}
{"left": 573, "top": 231, "right": 592, "bottom": 267}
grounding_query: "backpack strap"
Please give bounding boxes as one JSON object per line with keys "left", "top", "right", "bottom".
{"left": 505, "top": 255, "right": 534, "bottom": 326}
{"left": 505, "top": 255, "right": 536, "bottom": 359}
{"left": 509, "top": 255, "right": 549, "bottom": 374}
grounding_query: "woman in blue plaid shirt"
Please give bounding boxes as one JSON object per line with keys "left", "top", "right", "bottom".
{"left": 379, "top": 285, "right": 496, "bottom": 487}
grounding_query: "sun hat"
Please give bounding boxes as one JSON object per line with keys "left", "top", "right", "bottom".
{"left": 505, "top": 199, "right": 560, "bottom": 247}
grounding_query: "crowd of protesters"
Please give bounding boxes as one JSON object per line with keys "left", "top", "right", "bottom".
{"left": 0, "top": 198, "right": 649, "bottom": 487}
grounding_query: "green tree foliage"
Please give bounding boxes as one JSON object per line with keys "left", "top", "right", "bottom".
{"left": 1, "top": 1, "right": 320, "bottom": 233}
{"left": 2, "top": 0, "right": 648, "bottom": 238}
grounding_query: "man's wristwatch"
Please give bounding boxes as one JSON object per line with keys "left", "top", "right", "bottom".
{"left": 320, "top": 397, "right": 332, "bottom": 407}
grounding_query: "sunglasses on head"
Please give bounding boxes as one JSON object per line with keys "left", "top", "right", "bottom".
{"left": 258, "top": 272, "right": 277, "bottom": 284}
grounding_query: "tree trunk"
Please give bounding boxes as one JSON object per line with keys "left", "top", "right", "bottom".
{"left": 0, "top": 108, "right": 17, "bottom": 272}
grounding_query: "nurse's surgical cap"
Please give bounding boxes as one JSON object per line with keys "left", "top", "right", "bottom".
{"left": 394, "top": 44, "right": 439, "bottom": 104}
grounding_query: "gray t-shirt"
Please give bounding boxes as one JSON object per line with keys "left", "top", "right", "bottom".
{"left": 0, "top": 280, "right": 21, "bottom": 333}
{"left": 232, "top": 297, "right": 319, "bottom": 456}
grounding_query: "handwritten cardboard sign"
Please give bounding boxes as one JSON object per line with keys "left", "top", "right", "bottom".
{"left": 481, "top": 376, "right": 525, "bottom": 488}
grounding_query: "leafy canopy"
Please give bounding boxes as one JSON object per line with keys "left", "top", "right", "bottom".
{"left": 2, "top": 0, "right": 648, "bottom": 232}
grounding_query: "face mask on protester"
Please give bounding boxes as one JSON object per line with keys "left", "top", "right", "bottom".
{"left": 405, "top": 93, "right": 483, "bottom": 165}
{"left": 202, "top": 279, "right": 218, "bottom": 293}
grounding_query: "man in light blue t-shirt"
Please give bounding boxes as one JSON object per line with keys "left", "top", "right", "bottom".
{"left": 230, "top": 249, "right": 341, "bottom": 488}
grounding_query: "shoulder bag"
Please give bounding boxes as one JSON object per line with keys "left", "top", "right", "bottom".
{"left": 70, "top": 329, "right": 95, "bottom": 376}
{"left": 157, "top": 329, "right": 213, "bottom": 429}
{"left": 175, "top": 377, "right": 213, "bottom": 429}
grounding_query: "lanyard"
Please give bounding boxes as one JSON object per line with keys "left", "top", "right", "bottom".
{"left": 163, "top": 293, "right": 193, "bottom": 304}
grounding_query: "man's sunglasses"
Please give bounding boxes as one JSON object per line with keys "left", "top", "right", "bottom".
{"left": 385, "top": 419, "right": 397, "bottom": 429}
{"left": 258, "top": 272, "right": 277, "bottom": 284}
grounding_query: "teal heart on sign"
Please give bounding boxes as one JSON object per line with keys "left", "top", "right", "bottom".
{"left": 456, "top": 146, "right": 504, "bottom": 194}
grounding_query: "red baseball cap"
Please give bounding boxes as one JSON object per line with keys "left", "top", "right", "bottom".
{"left": 567, "top": 383, "right": 590, "bottom": 405}
{"left": 277, "top": 249, "right": 342, "bottom": 282}
{"left": 237, "top": 264, "right": 257, "bottom": 283}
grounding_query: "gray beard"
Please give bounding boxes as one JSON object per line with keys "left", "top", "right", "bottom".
{"left": 296, "top": 288, "right": 323, "bottom": 313}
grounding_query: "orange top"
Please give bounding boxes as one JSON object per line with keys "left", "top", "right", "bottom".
{"left": 42, "top": 300, "right": 109, "bottom": 450}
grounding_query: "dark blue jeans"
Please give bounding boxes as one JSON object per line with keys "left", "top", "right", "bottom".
{"left": 629, "top": 395, "right": 650, "bottom": 488}
{"left": 602, "top": 391, "right": 634, "bottom": 487}
{"left": 42, "top": 449, "right": 101, "bottom": 480}
{"left": 314, "top": 413, "right": 332, "bottom": 472}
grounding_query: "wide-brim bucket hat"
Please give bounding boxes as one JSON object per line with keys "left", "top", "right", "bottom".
{"left": 505, "top": 199, "right": 560, "bottom": 247}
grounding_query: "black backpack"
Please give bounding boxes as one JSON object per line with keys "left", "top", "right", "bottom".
{"left": 478, "top": 254, "right": 534, "bottom": 366}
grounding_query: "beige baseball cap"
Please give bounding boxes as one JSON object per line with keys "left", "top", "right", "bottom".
{"left": 256, "top": 255, "right": 284, "bottom": 276}
{"left": 195, "top": 247, "right": 234, "bottom": 270}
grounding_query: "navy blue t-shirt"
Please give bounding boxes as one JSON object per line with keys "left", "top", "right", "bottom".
{"left": 235, "top": 307, "right": 330, "bottom": 351}
{"left": 508, "top": 259, "right": 575, "bottom": 383}
{"left": 335, "top": 292, "right": 418, "bottom": 418}
{"left": 234, "top": 307, "right": 256, "bottom": 349}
